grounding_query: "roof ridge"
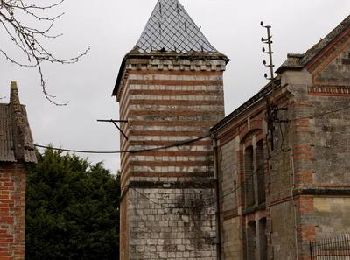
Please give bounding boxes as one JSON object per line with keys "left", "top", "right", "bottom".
{"left": 277, "top": 14, "right": 350, "bottom": 73}
{"left": 301, "top": 14, "right": 350, "bottom": 65}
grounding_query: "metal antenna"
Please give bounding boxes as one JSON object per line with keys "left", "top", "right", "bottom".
{"left": 261, "top": 21, "right": 275, "bottom": 81}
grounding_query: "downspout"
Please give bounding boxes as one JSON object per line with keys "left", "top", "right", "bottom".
{"left": 212, "top": 134, "right": 222, "bottom": 260}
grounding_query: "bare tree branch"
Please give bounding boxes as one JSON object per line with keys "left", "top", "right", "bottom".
{"left": 0, "top": 0, "right": 89, "bottom": 105}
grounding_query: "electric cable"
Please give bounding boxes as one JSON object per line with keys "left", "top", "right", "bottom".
{"left": 34, "top": 134, "right": 210, "bottom": 154}
{"left": 34, "top": 104, "right": 350, "bottom": 155}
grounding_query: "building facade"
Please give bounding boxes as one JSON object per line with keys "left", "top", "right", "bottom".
{"left": 114, "top": 1, "right": 228, "bottom": 259}
{"left": 0, "top": 82, "right": 36, "bottom": 259}
{"left": 211, "top": 15, "right": 350, "bottom": 259}
{"left": 115, "top": 1, "right": 350, "bottom": 258}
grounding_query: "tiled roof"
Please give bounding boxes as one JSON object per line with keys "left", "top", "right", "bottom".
{"left": 211, "top": 79, "right": 281, "bottom": 134}
{"left": 277, "top": 14, "right": 350, "bottom": 73}
{"left": 0, "top": 85, "right": 36, "bottom": 163}
{"left": 0, "top": 104, "right": 16, "bottom": 162}
{"left": 135, "top": 0, "right": 217, "bottom": 53}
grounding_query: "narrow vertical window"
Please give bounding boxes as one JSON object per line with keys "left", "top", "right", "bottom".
{"left": 256, "top": 140, "right": 266, "bottom": 205}
{"left": 259, "top": 218, "right": 268, "bottom": 260}
{"left": 244, "top": 146, "right": 255, "bottom": 208}
{"left": 247, "top": 221, "right": 257, "bottom": 259}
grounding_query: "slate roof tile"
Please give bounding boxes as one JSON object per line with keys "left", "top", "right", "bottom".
{"left": 135, "top": 0, "right": 217, "bottom": 54}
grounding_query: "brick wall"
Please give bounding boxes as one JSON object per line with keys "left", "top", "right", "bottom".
{"left": 0, "top": 163, "right": 25, "bottom": 260}
{"left": 118, "top": 67, "right": 225, "bottom": 189}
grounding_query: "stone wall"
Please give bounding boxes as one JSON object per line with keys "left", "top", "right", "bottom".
{"left": 0, "top": 163, "right": 25, "bottom": 260}
{"left": 217, "top": 138, "right": 241, "bottom": 259}
{"left": 126, "top": 186, "right": 216, "bottom": 260}
{"left": 312, "top": 197, "right": 350, "bottom": 236}
{"left": 270, "top": 200, "right": 296, "bottom": 260}
{"left": 221, "top": 217, "right": 242, "bottom": 259}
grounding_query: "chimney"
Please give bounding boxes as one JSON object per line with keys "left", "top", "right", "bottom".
{"left": 10, "top": 81, "right": 26, "bottom": 161}
{"left": 10, "top": 81, "right": 21, "bottom": 107}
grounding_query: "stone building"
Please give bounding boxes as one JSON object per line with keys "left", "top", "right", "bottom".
{"left": 210, "top": 14, "right": 350, "bottom": 259}
{"left": 0, "top": 82, "right": 36, "bottom": 259}
{"left": 114, "top": 0, "right": 228, "bottom": 259}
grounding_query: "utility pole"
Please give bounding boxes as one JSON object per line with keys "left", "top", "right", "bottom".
{"left": 261, "top": 21, "right": 275, "bottom": 80}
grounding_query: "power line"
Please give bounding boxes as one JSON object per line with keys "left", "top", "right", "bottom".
{"left": 34, "top": 144, "right": 121, "bottom": 154}
{"left": 34, "top": 104, "right": 350, "bottom": 155}
{"left": 34, "top": 134, "right": 209, "bottom": 154}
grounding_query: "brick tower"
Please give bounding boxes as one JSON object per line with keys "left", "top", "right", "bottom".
{"left": 113, "top": 1, "right": 228, "bottom": 259}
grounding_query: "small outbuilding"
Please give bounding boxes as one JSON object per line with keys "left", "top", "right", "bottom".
{"left": 0, "top": 81, "right": 36, "bottom": 259}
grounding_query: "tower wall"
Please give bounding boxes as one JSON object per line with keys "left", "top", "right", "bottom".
{"left": 118, "top": 56, "right": 226, "bottom": 259}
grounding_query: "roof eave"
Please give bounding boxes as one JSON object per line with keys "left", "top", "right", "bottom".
{"left": 112, "top": 54, "right": 128, "bottom": 97}
{"left": 210, "top": 79, "right": 281, "bottom": 135}
{"left": 275, "top": 65, "right": 304, "bottom": 74}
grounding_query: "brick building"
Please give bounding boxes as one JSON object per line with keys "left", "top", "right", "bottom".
{"left": 0, "top": 82, "right": 36, "bottom": 259}
{"left": 211, "top": 14, "right": 350, "bottom": 259}
{"left": 114, "top": 0, "right": 350, "bottom": 259}
{"left": 114, "top": 0, "right": 228, "bottom": 259}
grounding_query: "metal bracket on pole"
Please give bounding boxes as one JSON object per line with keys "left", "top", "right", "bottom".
{"left": 97, "top": 119, "right": 129, "bottom": 140}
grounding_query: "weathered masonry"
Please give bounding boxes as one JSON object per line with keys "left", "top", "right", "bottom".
{"left": 211, "top": 15, "right": 350, "bottom": 259}
{"left": 0, "top": 82, "right": 37, "bottom": 259}
{"left": 113, "top": 0, "right": 228, "bottom": 259}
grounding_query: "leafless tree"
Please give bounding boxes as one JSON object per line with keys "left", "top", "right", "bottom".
{"left": 0, "top": 0, "right": 89, "bottom": 105}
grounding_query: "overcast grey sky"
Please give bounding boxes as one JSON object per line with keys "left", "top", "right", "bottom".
{"left": 1, "top": 0, "right": 349, "bottom": 172}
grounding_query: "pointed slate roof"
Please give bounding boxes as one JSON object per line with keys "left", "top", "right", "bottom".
{"left": 134, "top": 0, "right": 217, "bottom": 53}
